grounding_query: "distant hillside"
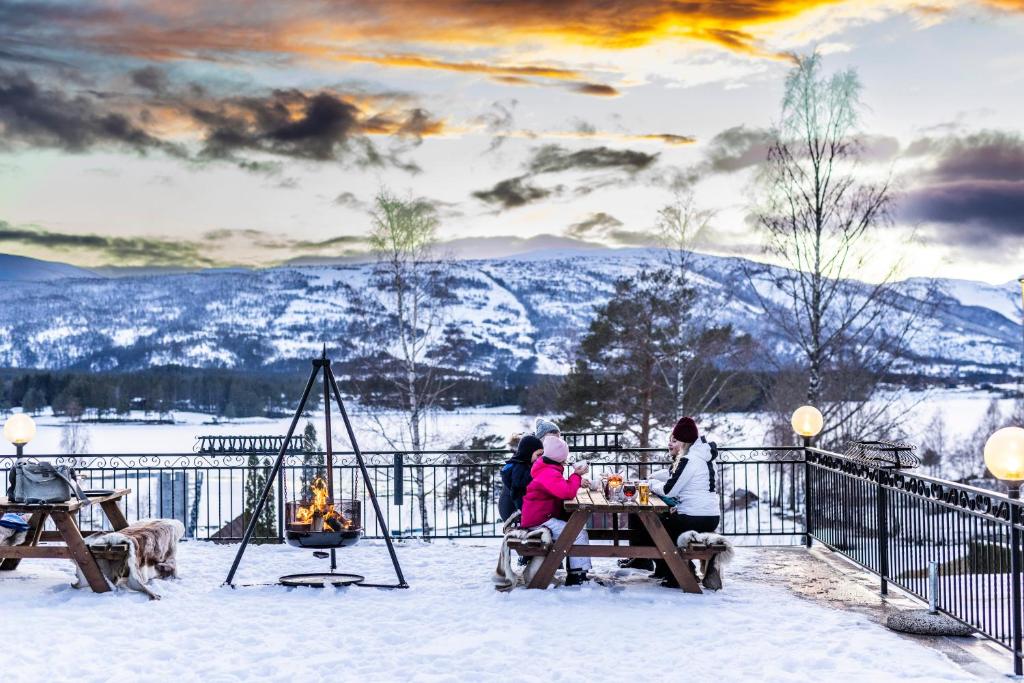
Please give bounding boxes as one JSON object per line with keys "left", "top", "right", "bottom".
{"left": 0, "top": 254, "right": 98, "bottom": 282}
{"left": 0, "top": 249, "right": 1019, "bottom": 380}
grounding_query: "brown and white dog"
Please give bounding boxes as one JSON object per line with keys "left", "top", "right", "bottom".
{"left": 74, "top": 518, "right": 185, "bottom": 600}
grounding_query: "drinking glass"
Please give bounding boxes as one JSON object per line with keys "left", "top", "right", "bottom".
{"left": 623, "top": 482, "right": 637, "bottom": 504}
{"left": 637, "top": 480, "right": 650, "bottom": 505}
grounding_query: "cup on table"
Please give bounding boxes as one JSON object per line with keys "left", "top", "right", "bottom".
{"left": 637, "top": 480, "right": 650, "bottom": 505}
{"left": 622, "top": 481, "right": 637, "bottom": 504}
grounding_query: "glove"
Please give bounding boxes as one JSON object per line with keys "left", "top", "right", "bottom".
{"left": 573, "top": 460, "right": 590, "bottom": 476}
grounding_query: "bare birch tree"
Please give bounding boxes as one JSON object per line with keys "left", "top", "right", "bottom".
{"left": 750, "top": 52, "right": 929, "bottom": 448}
{"left": 657, "top": 190, "right": 752, "bottom": 426}
{"left": 358, "top": 188, "right": 456, "bottom": 537}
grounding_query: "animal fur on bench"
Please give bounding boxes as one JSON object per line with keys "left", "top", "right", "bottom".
{"left": 676, "top": 530, "right": 734, "bottom": 591}
{"left": 0, "top": 521, "right": 28, "bottom": 547}
{"left": 73, "top": 519, "right": 185, "bottom": 599}
{"left": 492, "top": 512, "right": 553, "bottom": 591}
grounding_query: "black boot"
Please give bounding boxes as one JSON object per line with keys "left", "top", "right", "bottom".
{"left": 617, "top": 558, "right": 655, "bottom": 571}
{"left": 565, "top": 569, "right": 590, "bottom": 586}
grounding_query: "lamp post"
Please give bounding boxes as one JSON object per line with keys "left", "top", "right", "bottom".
{"left": 792, "top": 405, "right": 824, "bottom": 549}
{"left": 3, "top": 413, "right": 36, "bottom": 457}
{"left": 985, "top": 426, "right": 1024, "bottom": 676}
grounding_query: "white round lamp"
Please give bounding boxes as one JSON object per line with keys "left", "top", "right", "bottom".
{"left": 791, "top": 405, "right": 824, "bottom": 439}
{"left": 3, "top": 413, "right": 36, "bottom": 455}
{"left": 984, "top": 427, "right": 1024, "bottom": 483}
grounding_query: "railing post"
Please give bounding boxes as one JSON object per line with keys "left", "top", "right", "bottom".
{"left": 1009, "top": 483, "right": 1023, "bottom": 676}
{"left": 877, "top": 470, "right": 889, "bottom": 596}
{"left": 276, "top": 458, "right": 285, "bottom": 543}
{"left": 394, "top": 453, "right": 404, "bottom": 507}
{"left": 803, "top": 436, "right": 812, "bottom": 548}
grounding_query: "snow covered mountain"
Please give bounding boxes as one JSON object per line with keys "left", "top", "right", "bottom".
{"left": 0, "top": 254, "right": 97, "bottom": 282}
{"left": 0, "top": 249, "right": 1020, "bottom": 379}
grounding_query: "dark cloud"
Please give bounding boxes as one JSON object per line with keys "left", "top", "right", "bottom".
{"left": 0, "top": 220, "right": 216, "bottom": 266}
{"left": 474, "top": 144, "right": 658, "bottom": 210}
{"left": 333, "top": 191, "right": 366, "bottom": 209}
{"left": 475, "top": 99, "right": 518, "bottom": 154}
{"left": 130, "top": 65, "right": 168, "bottom": 93}
{"left": 196, "top": 90, "right": 361, "bottom": 162}
{"left": 0, "top": 68, "right": 183, "bottom": 155}
{"left": 527, "top": 144, "right": 657, "bottom": 174}
{"left": 567, "top": 211, "right": 623, "bottom": 238}
{"left": 704, "top": 125, "right": 772, "bottom": 173}
{"left": 901, "top": 131, "right": 1024, "bottom": 249}
{"left": 0, "top": 68, "right": 437, "bottom": 171}
{"left": 565, "top": 212, "right": 657, "bottom": 246}
{"left": 472, "top": 176, "right": 553, "bottom": 209}
{"left": 0, "top": 221, "right": 370, "bottom": 266}
{"left": 572, "top": 83, "right": 619, "bottom": 97}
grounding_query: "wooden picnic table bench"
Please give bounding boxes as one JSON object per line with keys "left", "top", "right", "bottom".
{"left": 0, "top": 488, "right": 132, "bottom": 593}
{"left": 510, "top": 487, "right": 726, "bottom": 593}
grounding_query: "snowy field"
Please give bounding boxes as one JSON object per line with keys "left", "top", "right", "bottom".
{"left": 2, "top": 541, "right": 981, "bottom": 683}
{"left": 14, "top": 387, "right": 1018, "bottom": 456}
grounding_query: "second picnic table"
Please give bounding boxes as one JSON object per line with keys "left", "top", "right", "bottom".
{"left": 0, "top": 488, "right": 132, "bottom": 593}
{"left": 525, "top": 487, "right": 707, "bottom": 592}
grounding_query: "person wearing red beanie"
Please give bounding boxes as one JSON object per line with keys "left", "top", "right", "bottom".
{"left": 671, "top": 416, "right": 699, "bottom": 445}
{"left": 620, "top": 416, "right": 721, "bottom": 588}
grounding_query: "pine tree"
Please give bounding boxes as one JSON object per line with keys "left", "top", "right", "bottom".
{"left": 243, "top": 455, "right": 277, "bottom": 541}
{"left": 21, "top": 387, "right": 44, "bottom": 415}
{"left": 300, "top": 421, "right": 324, "bottom": 501}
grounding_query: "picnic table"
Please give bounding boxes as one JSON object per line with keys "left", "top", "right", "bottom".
{"left": 0, "top": 488, "right": 131, "bottom": 592}
{"left": 513, "top": 487, "right": 718, "bottom": 593}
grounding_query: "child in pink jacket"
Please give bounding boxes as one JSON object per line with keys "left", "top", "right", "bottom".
{"left": 520, "top": 436, "right": 592, "bottom": 585}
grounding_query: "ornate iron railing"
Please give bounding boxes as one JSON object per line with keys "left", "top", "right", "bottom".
{"left": 0, "top": 444, "right": 806, "bottom": 543}
{"left": 806, "top": 447, "right": 1022, "bottom": 673}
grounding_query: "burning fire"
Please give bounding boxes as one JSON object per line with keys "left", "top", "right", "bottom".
{"left": 294, "top": 477, "right": 352, "bottom": 532}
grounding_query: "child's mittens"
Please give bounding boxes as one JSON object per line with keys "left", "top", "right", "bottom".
{"left": 587, "top": 478, "right": 601, "bottom": 491}
{"left": 573, "top": 460, "right": 590, "bottom": 476}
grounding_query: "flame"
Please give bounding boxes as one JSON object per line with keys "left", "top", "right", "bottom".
{"left": 294, "top": 476, "right": 352, "bottom": 532}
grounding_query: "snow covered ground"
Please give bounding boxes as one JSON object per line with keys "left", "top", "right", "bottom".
{"left": 2, "top": 541, "right": 982, "bottom": 683}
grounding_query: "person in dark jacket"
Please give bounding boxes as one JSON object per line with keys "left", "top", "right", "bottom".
{"left": 498, "top": 434, "right": 544, "bottom": 521}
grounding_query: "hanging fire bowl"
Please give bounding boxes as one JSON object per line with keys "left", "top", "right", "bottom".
{"left": 284, "top": 497, "right": 362, "bottom": 550}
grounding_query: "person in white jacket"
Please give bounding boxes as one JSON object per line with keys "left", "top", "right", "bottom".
{"left": 621, "top": 416, "right": 721, "bottom": 587}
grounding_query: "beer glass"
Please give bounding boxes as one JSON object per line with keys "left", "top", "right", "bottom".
{"left": 637, "top": 480, "right": 650, "bottom": 505}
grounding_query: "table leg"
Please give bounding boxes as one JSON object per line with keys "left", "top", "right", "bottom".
{"left": 0, "top": 510, "right": 48, "bottom": 571}
{"left": 638, "top": 511, "right": 702, "bottom": 594}
{"left": 100, "top": 499, "right": 129, "bottom": 530}
{"left": 51, "top": 511, "right": 110, "bottom": 593}
{"left": 528, "top": 512, "right": 589, "bottom": 589}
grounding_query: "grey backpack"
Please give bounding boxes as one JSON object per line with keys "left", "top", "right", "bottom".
{"left": 7, "top": 461, "right": 89, "bottom": 505}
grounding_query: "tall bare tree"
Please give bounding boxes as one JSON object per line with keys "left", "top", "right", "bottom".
{"left": 357, "top": 188, "right": 456, "bottom": 536}
{"left": 656, "top": 189, "right": 752, "bottom": 428}
{"left": 750, "top": 52, "right": 928, "bottom": 447}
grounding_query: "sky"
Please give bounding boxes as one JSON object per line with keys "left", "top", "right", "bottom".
{"left": 0, "top": 0, "right": 1022, "bottom": 283}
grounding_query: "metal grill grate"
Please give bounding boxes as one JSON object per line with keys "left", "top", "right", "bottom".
{"left": 842, "top": 439, "right": 921, "bottom": 469}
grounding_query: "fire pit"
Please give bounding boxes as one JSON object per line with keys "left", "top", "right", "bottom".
{"left": 223, "top": 348, "right": 408, "bottom": 590}
{"left": 284, "top": 478, "right": 362, "bottom": 549}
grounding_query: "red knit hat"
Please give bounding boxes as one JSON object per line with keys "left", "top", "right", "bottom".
{"left": 672, "top": 417, "right": 698, "bottom": 444}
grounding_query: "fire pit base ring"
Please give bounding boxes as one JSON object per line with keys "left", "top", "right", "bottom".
{"left": 279, "top": 572, "right": 365, "bottom": 588}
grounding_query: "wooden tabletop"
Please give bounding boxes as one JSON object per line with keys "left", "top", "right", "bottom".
{"left": 0, "top": 488, "right": 131, "bottom": 513}
{"left": 564, "top": 487, "right": 667, "bottom": 513}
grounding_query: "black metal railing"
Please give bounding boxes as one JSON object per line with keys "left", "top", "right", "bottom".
{"left": 807, "top": 446, "right": 1023, "bottom": 673}
{"left": 0, "top": 444, "right": 805, "bottom": 543}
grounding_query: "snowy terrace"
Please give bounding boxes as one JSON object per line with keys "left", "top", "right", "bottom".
{"left": 3, "top": 540, "right": 1008, "bottom": 682}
